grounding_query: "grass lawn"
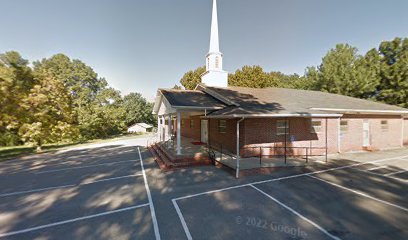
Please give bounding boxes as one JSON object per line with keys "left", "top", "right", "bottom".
{"left": 0, "top": 133, "right": 153, "bottom": 162}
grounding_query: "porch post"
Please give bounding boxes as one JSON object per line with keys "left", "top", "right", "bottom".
{"left": 168, "top": 114, "right": 172, "bottom": 140}
{"left": 157, "top": 116, "right": 161, "bottom": 141}
{"left": 236, "top": 118, "right": 245, "bottom": 178}
{"left": 176, "top": 112, "right": 181, "bottom": 155}
{"left": 160, "top": 116, "right": 164, "bottom": 141}
{"left": 325, "top": 118, "right": 328, "bottom": 163}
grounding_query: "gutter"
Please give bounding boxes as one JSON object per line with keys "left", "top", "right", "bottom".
{"left": 310, "top": 108, "right": 408, "bottom": 114}
{"left": 203, "top": 113, "right": 343, "bottom": 119}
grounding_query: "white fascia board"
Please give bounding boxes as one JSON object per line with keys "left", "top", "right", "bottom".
{"left": 202, "top": 113, "right": 343, "bottom": 119}
{"left": 310, "top": 108, "right": 408, "bottom": 114}
{"left": 172, "top": 106, "right": 223, "bottom": 110}
{"left": 152, "top": 92, "right": 162, "bottom": 114}
{"left": 157, "top": 96, "right": 177, "bottom": 116}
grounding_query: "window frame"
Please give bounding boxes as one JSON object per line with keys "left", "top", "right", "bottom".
{"left": 276, "top": 120, "right": 289, "bottom": 136}
{"left": 215, "top": 56, "right": 220, "bottom": 68}
{"left": 381, "top": 120, "right": 389, "bottom": 132}
{"left": 310, "top": 119, "right": 322, "bottom": 133}
{"left": 218, "top": 120, "right": 227, "bottom": 133}
{"left": 340, "top": 120, "right": 348, "bottom": 134}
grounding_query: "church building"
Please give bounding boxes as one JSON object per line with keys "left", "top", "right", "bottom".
{"left": 151, "top": 0, "right": 408, "bottom": 176}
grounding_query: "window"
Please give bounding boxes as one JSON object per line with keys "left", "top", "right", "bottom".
{"left": 181, "top": 119, "right": 185, "bottom": 127}
{"left": 276, "top": 120, "right": 289, "bottom": 135}
{"left": 381, "top": 120, "right": 389, "bottom": 132}
{"left": 340, "top": 120, "right": 348, "bottom": 133}
{"left": 218, "top": 120, "right": 227, "bottom": 133}
{"left": 207, "top": 58, "right": 210, "bottom": 69}
{"left": 190, "top": 119, "right": 194, "bottom": 128}
{"left": 310, "top": 120, "right": 322, "bottom": 133}
{"left": 215, "top": 56, "right": 220, "bottom": 69}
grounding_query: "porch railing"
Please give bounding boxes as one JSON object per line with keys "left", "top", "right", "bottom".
{"left": 241, "top": 146, "right": 327, "bottom": 166}
{"left": 207, "top": 141, "right": 236, "bottom": 168}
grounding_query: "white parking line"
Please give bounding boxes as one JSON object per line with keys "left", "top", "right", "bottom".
{"left": 0, "top": 184, "right": 75, "bottom": 198}
{"left": 0, "top": 173, "right": 143, "bottom": 198}
{"left": 35, "top": 159, "right": 140, "bottom": 174}
{"left": 351, "top": 167, "right": 408, "bottom": 183}
{"left": 172, "top": 199, "right": 193, "bottom": 240}
{"left": 308, "top": 175, "right": 408, "bottom": 212}
{"left": 250, "top": 185, "right": 341, "bottom": 240}
{"left": 0, "top": 203, "right": 150, "bottom": 238}
{"left": 173, "top": 154, "right": 408, "bottom": 202}
{"left": 367, "top": 166, "right": 387, "bottom": 171}
{"left": 171, "top": 154, "right": 408, "bottom": 239}
{"left": 385, "top": 169, "right": 408, "bottom": 176}
{"left": 138, "top": 147, "right": 161, "bottom": 240}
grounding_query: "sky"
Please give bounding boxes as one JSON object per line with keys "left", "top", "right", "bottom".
{"left": 1, "top": 0, "right": 408, "bottom": 101}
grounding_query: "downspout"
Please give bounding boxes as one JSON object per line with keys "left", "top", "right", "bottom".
{"left": 337, "top": 117, "right": 341, "bottom": 153}
{"left": 236, "top": 117, "right": 245, "bottom": 178}
{"left": 401, "top": 116, "right": 404, "bottom": 147}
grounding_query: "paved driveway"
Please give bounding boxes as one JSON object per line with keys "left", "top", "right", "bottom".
{"left": 0, "top": 137, "right": 407, "bottom": 240}
{"left": 0, "top": 137, "right": 157, "bottom": 240}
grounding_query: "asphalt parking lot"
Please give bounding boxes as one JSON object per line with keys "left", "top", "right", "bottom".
{"left": 172, "top": 153, "right": 408, "bottom": 240}
{"left": 0, "top": 137, "right": 407, "bottom": 239}
{"left": 0, "top": 139, "right": 157, "bottom": 240}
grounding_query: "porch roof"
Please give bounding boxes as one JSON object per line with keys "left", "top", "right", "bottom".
{"left": 153, "top": 89, "right": 226, "bottom": 115}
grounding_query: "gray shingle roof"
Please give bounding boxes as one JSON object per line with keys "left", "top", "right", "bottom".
{"left": 160, "top": 89, "right": 226, "bottom": 109}
{"left": 203, "top": 86, "right": 408, "bottom": 117}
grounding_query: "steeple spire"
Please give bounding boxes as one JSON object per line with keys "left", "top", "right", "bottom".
{"left": 209, "top": 0, "right": 220, "bottom": 53}
{"left": 201, "top": 0, "right": 228, "bottom": 87}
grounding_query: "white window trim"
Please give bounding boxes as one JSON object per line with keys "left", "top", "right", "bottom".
{"left": 310, "top": 119, "right": 322, "bottom": 133}
{"left": 218, "top": 120, "right": 227, "bottom": 133}
{"left": 276, "top": 120, "right": 289, "bottom": 136}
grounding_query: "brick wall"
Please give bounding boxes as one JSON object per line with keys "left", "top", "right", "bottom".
{"left": 180, "top": 116, "right": 201, "bottom": 141}
{"left": 184, "top": 114, "right": 404, "bottom": 156}
{"left": 404, "top": 118, "right": 408, "bottom": 146}
{"left": 240, "top": 118, "right": 338, "bottom": 156}
{"left": 340, "top": 115, "right": 403, "bottom": 151}
{"left": 208, "top": 118, "right": 238, "bottom": 154}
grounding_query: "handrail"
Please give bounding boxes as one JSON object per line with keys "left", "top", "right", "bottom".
{"left": 240, "top": 145, "right": 327, "bottom": 165}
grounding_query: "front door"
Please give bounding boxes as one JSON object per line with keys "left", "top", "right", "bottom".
{"left": 201, "top": 120, "right": 208, "bottom": 143}
{"left": 363, "top": 120, "right": 370, "bottom": 147}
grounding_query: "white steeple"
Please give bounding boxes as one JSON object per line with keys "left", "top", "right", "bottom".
{"left": 209, "top": 0, "right": 220, "bottom": 53}
{"left": 201, "top": 0, "right": 228, "bottom": 87}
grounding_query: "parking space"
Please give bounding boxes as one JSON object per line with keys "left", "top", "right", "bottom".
{"left": 2, "top": 138, "right": 408, "bottom": 240}
{"left": 172, "top": 155, "right": 408, "bottom": 240}
{"left": 0, "top": 142, "right": 158, "bottom": 240}
{"left": 350, "top": 156, "right": 408, "bottom": 181}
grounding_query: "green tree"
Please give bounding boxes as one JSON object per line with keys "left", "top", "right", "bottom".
{"left": 229, "top": 65, "right": 270, "bottom": 88}
{"left": 33, "top": 54, "right": 113, "bottom": 139}
{"left": 77, "top": 87, "right": 126, "bottom": 139}
{"left": 122, "top": 93, "right": 155, "bottom": 126}
{"left": 305, "top": 44, "right": 379, "bottom": 99}
{"left": 19, "top": 69, "right": 79, "bottom": 150}
{"left": 375, "top": 38, "right": 408, "bottom": 107}
{"left": 180, "top": 66, "right": 205, "bottom": 90}
{"left": 228, "top": 65, "right": 307, "bottom": 89}
{"left": 172, "top": 84, "right": 182, "bottom": 90}
{"left": 0, "top": 51, "right": 35, "bottom": 146}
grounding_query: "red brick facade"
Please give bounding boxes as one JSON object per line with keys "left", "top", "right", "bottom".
{"left": 180, "top": 116, "right": 201, "bottom": 140}
{"left": 180, "top": 115, "right": 406, "bottom": 156}
{"left": 403, "top": 118, "right": 408, "bottom": 146}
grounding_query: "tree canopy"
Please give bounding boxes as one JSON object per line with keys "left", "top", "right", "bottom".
{"left": 180, "top": 37, "right": 408, "bottom": 108}
{"left": 0, "top": 52, "right": 155, "bottom": 149}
